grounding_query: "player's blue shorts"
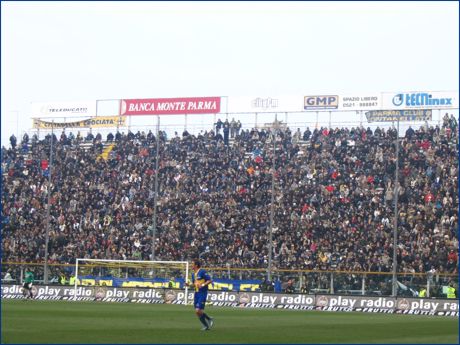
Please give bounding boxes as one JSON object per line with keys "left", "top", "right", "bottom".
{"left": 194, "top": 292, "right": 207, "bottom": 310}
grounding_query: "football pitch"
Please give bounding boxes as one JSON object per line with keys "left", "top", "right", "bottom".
{"left": 1, "top": 300, "right": 458, "bottom": 344}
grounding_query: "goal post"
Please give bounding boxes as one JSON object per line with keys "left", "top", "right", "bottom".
{"left": 75, "top": 259, "right": 189, "bottom": 304}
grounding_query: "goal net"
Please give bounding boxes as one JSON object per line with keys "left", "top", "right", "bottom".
{"left": 75, "top": 259, "right": 189, "bottom": 304}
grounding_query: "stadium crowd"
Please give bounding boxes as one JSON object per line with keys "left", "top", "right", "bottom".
{"left": 2, "top": 114, "right": 458, "bottom": 284}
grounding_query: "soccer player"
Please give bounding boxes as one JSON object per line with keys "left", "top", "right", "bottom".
{"left": 188, "top": 259, "right": 214, "bottom": 330}
{"left": 22, "top": 268, "right": 35, "bottom": 299}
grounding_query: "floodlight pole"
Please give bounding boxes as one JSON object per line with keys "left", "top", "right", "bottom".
{"left": 44, "top": 121, "right": 54, "bottom": 284}
{"left": 152, "top": 116, "right": 160, "bottom": 261}
{"left": 391, "top": 117, "right": 400, "bottom": 296}
{"left": 268, "top": 115, "right": 279, "bottom": 282}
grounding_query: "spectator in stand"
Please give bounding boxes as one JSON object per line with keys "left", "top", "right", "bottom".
{"left": 215, "top": 119, "right": 223, "bottom": 135}
{"left": 284, "top": 279, "right": 295, "bottom": 293}
{"left": 405, "top": 125, "right": 415, "bottom": 139}
{"left": 86, "top": 132, "right": 94, "bottom": 142}
{"left": 236, "top": 120, "right": 242, "bottom": 137}
{"left": 230, "top": 118, "right": 237, "bottom": 138}
{"left": 302, "top": 127, "right": 311, "bottom": 141}
{"left": 22, "top": 133, "right": 29, "bottom": 145}
{"left": 9, "top": 134, "right": 17, "bottom": 149}
{"left": 223, "top": 119, "right": 230, "bottom": 146}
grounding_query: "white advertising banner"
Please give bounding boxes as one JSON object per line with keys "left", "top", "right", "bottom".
{"left": 381, "top": 91, "right": 458, "bottom": 110}
{"left": 1, "top": 285, "right": 458, "bottom": 317}
{"left": 227, "top": 94, "right": 382, "bottom": 113}
{"left": 226, "top": 96, "right": 302, "bottom": 113}
{"left": 338, "top": 93, "right": 381, "bottom": 111}
{"left": 31, "top": 101, "right": 97, "bottom": 117}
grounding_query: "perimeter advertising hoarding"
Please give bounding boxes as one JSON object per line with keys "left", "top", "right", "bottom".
{"left": 226, "top": 95, "right": 381, "bottom": 113}
{"left": 120, "top": 97, "right": 221, "bottom": 115}
{"left": 1, "top": 285, "right": 457, "bottom": 317}
{"left": 381, "top": 91, "right": 458, "bottom": 110}
{"left": 31, "top": 101, "right": 96, "bottom": 117}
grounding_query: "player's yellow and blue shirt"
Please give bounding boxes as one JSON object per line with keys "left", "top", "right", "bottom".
{"left": 191, "top": 268, "right": 211, "bottom": 293}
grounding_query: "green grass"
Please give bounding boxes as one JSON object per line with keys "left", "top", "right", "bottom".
{"left": 1, "top": 300, "right": 458, "bottom": 344}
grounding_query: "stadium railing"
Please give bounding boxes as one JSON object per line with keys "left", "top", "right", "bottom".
{"left": 2, "top": 262, "right": 457, "bottom": 298}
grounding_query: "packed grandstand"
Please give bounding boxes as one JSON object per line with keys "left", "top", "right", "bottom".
{"left": 1, "top": 113, "right": 458, "bottom": 296}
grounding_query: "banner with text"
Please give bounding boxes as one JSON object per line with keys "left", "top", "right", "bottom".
{"left": 33, "top": 116, "right": 126, "bottom": 129}
{"left": 381, "top": 91, "right": 458, "bottom": 110}
{"left": 226, "top": 96, "right": 301, "bottom": 113}
{"left": 338, "top": 94, "right": 381, "bottom": 111}
{"left": 304, "top": 95, "right": 339, "bottom": 110}
{"left": 1, "top": 285, "right": 457, "bottom": 317}
{"left": 31, "top": 101, "right": 96, "bottom": 117}
{"left": 121, "top": 97, "right": 221, "bottom": 115}
{"left": 365, "top": 109, "right": 433, "bottom": 123}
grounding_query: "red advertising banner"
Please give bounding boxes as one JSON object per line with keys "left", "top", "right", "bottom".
{"left": 121, "top": 97, "right": 221, "bottom": 115}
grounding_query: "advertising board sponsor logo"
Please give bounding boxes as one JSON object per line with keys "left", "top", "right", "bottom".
{"left": 251, "top": 98, "right": 279, "bottom": 109}
{"left": 396, "top": 310, "right": 437, "bottom": 316}
{"left": 319, "top": 306, "right": 353, "bottom": 312}
{"left": 40, "top": 106, "right": 89, "bottom": 115}
{"left": 397, "top": 298, "right": 410, "bottom": 310}
{"left": 121, "top": 97, "right": 221, "bottom": 115}
{"left": 357, "top": 297, "right": 394, "bottom": 309}
{"left": 31, "top": 101, "right": 96, "bottom": 117}
{"left": 244, "top": 303, "right": 276, "bottom": 309}
{"left": 31, "top": 286, "right": 38, "bottom": 296}
{"left": 249, "top": 293, "right": 278, "bottom": 304}
{"left": 239, "top": 292, "right": 250, "bottom": 304}
{"left": 165, "top": 290, "right": 177, "bottom": 303}
{"left": 278, "top": 305, "right": 315, "bottom": 310}
{"left": 316, "top": 295, "right": 329, "bottom": 307}
{"left": 437, "top": 311, "right": 459, "bottom": 317}
{"left": 95, "top": 287, "right": 106, "bottom": 299}
{"left": 392, "top": 93, "right": 452, "bottom": 107}
{"left": 304, "top": 95, "right": 338, "bottom": 109}
{"left": 358, "top": 308, "right": 395, "bottom": 314}
{"left": 382, "top": 91, "right": 457, "bottom": 110}
{"left": 279, "top": 294, "right": 314, "bottom": 305}
{"left": 35, "top": 286, "right": 61, "bottom": 297}
{"left": 102, "top": 297, "right": 130, "bottom": 303}
{"left": 208, "top": 291, "right": 238, "bottom": 302}
{"left": 226, "top": 95, "right": 300, "bottom": 113}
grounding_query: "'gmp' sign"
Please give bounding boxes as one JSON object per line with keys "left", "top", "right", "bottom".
{"left": 304, "top": 95, "right": 338, "bottom": 109}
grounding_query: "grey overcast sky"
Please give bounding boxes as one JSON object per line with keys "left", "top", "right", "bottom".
{"left": 1, "top": 1, "right": 459, "bottom": 146}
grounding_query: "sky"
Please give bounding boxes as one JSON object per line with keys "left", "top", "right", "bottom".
{"left": 1, "top": 1, "right": 459, "bottom": 147}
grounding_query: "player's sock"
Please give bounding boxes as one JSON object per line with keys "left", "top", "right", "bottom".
{"left": 203, "top": 313, "right": 211, "bottom": 321}
{"left": 199, "top": 315, "right": 209, "bottom": 328}
{"left": 207, "top": 317, "right": 214, "bottom": 329}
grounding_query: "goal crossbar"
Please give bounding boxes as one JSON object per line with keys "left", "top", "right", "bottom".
{"left": 75, "top": 259, "right": 190, "bottom": 304}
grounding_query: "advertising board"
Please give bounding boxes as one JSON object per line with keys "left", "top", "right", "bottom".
{"left": 2, "top": 285, "right": 457, "bottom": 317}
